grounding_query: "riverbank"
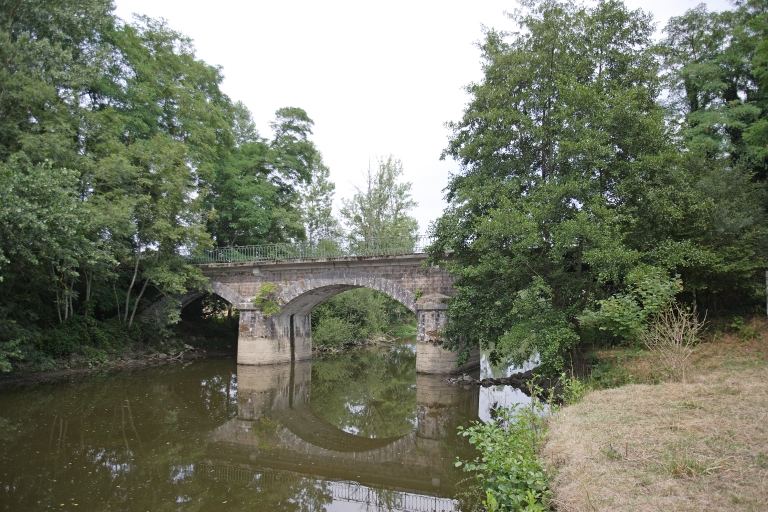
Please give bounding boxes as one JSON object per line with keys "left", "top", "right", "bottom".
{"left": 543, "top": 317, "right": 768, "bottom": 511}
{"left": 0, "top": 339, "right": 236, "bottom": 385}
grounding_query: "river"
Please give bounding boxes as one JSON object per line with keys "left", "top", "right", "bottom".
{"left": 0, "top": 339, "right": 526, "bottom": 511}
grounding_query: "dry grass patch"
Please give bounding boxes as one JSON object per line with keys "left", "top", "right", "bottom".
{"left": 544, "top": 321, "right": 768, "bottom": 512}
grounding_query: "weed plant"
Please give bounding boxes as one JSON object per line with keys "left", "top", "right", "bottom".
{"left": 456, "top": 391, "right": 551, "bottom": 511}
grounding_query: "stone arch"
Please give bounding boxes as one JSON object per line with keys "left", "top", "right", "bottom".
{"left": 209, "top": 281, "right": 249, "bottom": 309}
{"left": 278, "top": 270, "right": 416, "bottom": 316}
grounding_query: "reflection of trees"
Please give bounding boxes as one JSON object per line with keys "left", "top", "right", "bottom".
{"left": 0, "top": 350, "right": 472, "bottom": 511}
{"left": 0, "top": 360, "right": 326, "bottom": 510}
{"left": 310, "top": 343, "right": 417, "bottom": 438}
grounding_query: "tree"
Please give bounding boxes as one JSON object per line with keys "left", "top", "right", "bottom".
{"left": 0, "top": 1, "right": 303, "bottom": 353}
{"left": 300, "top": 154, "right": 341, "bottom": 246}
{"left": 660, "top": 3, "right": 768, "bottom": 179}
{"left": 340, "top": 155, "right": 418, "bottom": 246}
{"left": 431, "top": 0, "right": 768, "bottom": 375}
{"left": 659, "top": 2, "right": 768, "bottom": 310}
{"left": 429, "top": 0, "right": 678, "bottom": 373}
{"left": 206, "top": 106, "right": 321, "bottom": 248}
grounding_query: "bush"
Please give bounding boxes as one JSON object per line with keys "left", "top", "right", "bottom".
{"left": 313, "top": 317, "right": 355, "bottom": 347}
{"left": 641, "top": 301, "right": 705, "bottom": 384}
{"left": 0, "top": 339, "right": 22, "bottom": 372}
{"left": 456, "top": 399, "right": 551, "bottom": 511}
{"left": 37, "top": 316, "right": 137, "bottom": 359}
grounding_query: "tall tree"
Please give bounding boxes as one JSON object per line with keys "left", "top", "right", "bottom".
{"left": 429, "top": 0, "right": 679, "bottom": 372}
{"left": 658, "top": 2, "right": 768, "bottom": 310}
{"left": 660, "top": 3, "right": 767, "bottom": 179}
{"left": 300, "top": 155, "right": 340, "bottom": 246}
{"left": 340, "top": 155, "right": 418, "bottom": 246}
{"left": 0, "top": 1, "right": 258, "bottom": 342}
{"left": 206, "top": 106, "right": 321, "bottom": 248}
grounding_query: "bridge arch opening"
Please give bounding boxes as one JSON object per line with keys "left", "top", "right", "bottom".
{"left": 177, "top": 289, "right": 241, "bottom": 345}
{"left": 277, "top": 271, "right": 418, "bottom": 349}
{"left": 278, "top": 271, "right": 418, "bottom": 317}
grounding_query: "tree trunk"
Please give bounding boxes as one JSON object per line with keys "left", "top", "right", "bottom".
{"left": 127, "top": 278, "right": 149, "bottom": 329}
{"left": 84, "top": 270, "right": 92, "bottom": 318}
{"left": 113, "top": 278, "right": 121, "bottom": 320}
{"left": 123, "top": 255, "right": 141, "bottom": 323}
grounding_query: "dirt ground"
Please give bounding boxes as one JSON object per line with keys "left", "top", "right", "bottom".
{"left": 543, "top": 318, "right": 768, "bottom": 512}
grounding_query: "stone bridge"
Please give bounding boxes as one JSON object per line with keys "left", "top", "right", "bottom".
{"left": 194, "top": 254, "right": 479, "bottom": 374}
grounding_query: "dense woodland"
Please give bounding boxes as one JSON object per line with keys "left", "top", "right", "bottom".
{"left": 429, "top": 0, "right": 768, "bottom": 373}
{"left": 1, "top": 0, "right": 767, "bottom": 376}
{"left": 0, "top": 0, "right": 418, "bottom": 370}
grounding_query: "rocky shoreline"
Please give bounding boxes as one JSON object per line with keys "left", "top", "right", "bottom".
{"left": 446, "top": 369, "right": 565, "bottom": 402}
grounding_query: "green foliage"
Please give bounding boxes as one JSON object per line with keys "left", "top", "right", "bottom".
{"left": 456, "top": 400, "right": 551, "bottom": 511}
{"left": 0, "top": 340, "right": 22, "bottom": 373}
{"left": 301, "top": 155, "right": 341, "bottom": 246}
{"left": 207, "top": 105, "right": 325, "bottom": 248}
{"left": 311, "top": 288, "right": 412, "bottom": 346}
{"left": 0, "top": 0, "right": 329, "bottom": 355}
{"left": 430, "top": 0, "right": 768, "bottom": 373}
{"left": 37, "top": 316, "right": 137, "bottom": 359}
{"left": 585, "top": 350, "right": 641, "bottom": 389}
{"left": 312, "top": 317, "right": 355, "bottom": 347}
{"left": 560, "top": 372, "right": 590, "bottom": 405}
{"left": 729, "top": 315, "right": 764, "bottom": 342}
{"left": 252, "top": 283, "right": 282, "bottom": 317}
{"left": 341, "top": 155, "right": 419, "bottom": 246}
{"left": 580, "top": 271, "right": 683, "bottom": 343}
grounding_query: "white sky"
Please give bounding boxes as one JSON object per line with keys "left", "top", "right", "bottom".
{"left": 114, "top": 0, "right": 732, "bottom": 234}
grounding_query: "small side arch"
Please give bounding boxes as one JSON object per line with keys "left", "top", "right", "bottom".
{"left": 141, "top": 282, "right": 249, "bottom": 321}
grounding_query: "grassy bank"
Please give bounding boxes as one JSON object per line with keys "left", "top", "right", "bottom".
{"left": 543, "top": 317, "right": 768, "bottom": 511}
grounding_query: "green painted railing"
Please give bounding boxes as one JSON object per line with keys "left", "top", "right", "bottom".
{"left": 187, "top": 236, "right": 432, "bottom": 264}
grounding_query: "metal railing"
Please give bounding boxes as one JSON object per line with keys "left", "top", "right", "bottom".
{"left": 187, "top": 235, "right": 432, "bottom": 264}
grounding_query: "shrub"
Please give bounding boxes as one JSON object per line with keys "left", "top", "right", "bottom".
{"left": 313, "top": 317, "right": 355, "bottom": 347}
{"left": 37, "top": 316, "right": 137, "bottom": 359}
{"left": 580, "top": 271, "right": 683, "bottom": 344}
{"left": 252, "top": 283, "right": 282, "bottom": 317}
{"left": 641, "top": 301, "right": 705, "bottom": 384}
{"left": 456, "top": 399, "right": 551, "bottom": 511}
{"left": 0, "top": 340, "right": 22, "bottom": 372}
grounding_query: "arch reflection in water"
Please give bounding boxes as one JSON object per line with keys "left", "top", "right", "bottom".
{"left": 207, "top": 359, "right": 479, "bottom": 510}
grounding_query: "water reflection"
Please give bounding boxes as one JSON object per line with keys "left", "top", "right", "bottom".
{"left": 210, "top": 356, "right": 478, "bottom": 507}
{"left": 477, "top": 351, "right": 540, "bottom": 422}
{"left": 0, "top": 342, "right": 495, "bottom": 511}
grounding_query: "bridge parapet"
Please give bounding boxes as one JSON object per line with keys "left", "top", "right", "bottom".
{"left": 188, "top": 235, "right": 433, "bottom": 265}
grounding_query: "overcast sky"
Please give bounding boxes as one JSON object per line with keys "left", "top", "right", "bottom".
{"left": 114, "top": 0, "right": 732, "bottom": 234}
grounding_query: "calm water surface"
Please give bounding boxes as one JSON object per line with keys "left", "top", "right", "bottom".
{"left": 0, "top": 340, "right": 523, "bottom": 511}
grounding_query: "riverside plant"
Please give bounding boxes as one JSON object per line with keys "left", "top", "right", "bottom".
{"left": 456, "top": 389, "right": 551, "bottom": 511}
{"left": 641, "top": 302, "right": 705, "bottom": 384}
